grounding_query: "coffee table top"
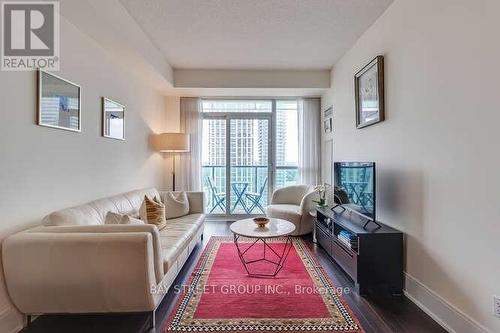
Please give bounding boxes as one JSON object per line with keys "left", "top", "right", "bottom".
{"left": 230, "top": 218, "right": 296, "bottom": 238}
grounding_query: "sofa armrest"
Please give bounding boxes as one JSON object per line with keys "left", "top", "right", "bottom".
{"left": 300, "top": 190, "right": 318, "bottom": 214}
{"left": 2, "top": 231, "right": 158, "bottom": 314}
{"left": 26, "top": 224, "right": 164, "bottom": 283}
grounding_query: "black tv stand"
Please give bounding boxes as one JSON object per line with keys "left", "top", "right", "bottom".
{"left": 330, "top": 205, "right": 382, "bottom": 230}
{"left": 314, "top": 207, "right": 403, "bottom": 296}
{"left": 363, "top": 219, "right": 382, "bottom": 229}
{"left": 330, "top": 204, "right": 346, "bottom": 213}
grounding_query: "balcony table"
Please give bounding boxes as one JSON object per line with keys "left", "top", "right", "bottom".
{"left": 231, "top": 182, "right": 250, "bottom": 214}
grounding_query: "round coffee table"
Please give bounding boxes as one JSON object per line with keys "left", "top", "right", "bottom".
{"left": 230, "top": 218, "right": 296, "bottom": 277}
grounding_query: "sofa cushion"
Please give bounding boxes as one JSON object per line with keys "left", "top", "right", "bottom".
{"left": 88, "top": 198, "right": 119, "bottom": 223}
{"left": 124, "top": 188, "right": 160, "bottom": 213}
{"left": 42, "top": 205, "right": 102, "bottom": 226}
{"left": 43, "top": 188, "right": 160, "bottom": 226}
{"left": 160, "top": 213, "right": 204, "bottom": 232}
{"left": 139, "top": 196, "right": 167, "bottom": 229}
{"left": 160, "top": 236, "right": 190, "bottom": 272}
{"left": 266, "top": 204, "right": 301, "bottom": 225}
{"left": 164, "top": 192, "right": 190, "bottom": 219}
{"left": 104, "top": 212, "right": 145, "bottom": 225}
{"left": 158, "top": 213, "right": 204, "bottom": 271}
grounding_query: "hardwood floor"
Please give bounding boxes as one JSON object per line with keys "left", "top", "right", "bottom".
{"left": 21, "top": 221, "right": 446, "bottom": 333}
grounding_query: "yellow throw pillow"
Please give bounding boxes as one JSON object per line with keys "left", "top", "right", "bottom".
{"left": 139, "top": 195, "right": 166, "bottom": 229}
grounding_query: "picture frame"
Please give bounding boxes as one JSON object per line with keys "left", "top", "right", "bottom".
{"left": 102, "top": 97, "right": 125, "bottom": 140}
{"left": 354, "top": 55, "right": 384, "bottom": 129}
{"left": 324, "top": 118, "right": 332, "bottom": 133}
{"left": 324, "top": 106, "right": 333, "bottom": 133}
{"left": 38, "top": 70, "right": 81, "bottom": 132}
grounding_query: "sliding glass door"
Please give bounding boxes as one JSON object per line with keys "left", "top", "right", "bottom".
{"left": 202, "top": 99, "right": 297, "bottom": 217}
{"left": 202, "top": 118, "right": 227, "bottom": 214}
{"left": 229, "top": 118, "right": 270, "bottom": 214}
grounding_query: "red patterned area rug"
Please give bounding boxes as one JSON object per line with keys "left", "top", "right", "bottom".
{"left": 164, "top": 236, "right": 364, "bottom": 333}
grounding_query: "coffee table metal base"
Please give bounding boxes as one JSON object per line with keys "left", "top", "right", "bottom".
{"left": 233, "top": 234, "right": 293, "bottom": 277}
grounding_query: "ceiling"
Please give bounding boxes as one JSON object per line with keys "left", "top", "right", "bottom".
{"left": 119, "top": 0, "right": 393, "bottom": 71}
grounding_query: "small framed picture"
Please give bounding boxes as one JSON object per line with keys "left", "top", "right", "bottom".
{"left": 102, "top": 97, "right": 125, "bottom": 140}
{"left": 38, "top": 70, "right": 81, "bottom": 132}
{"left": 324, "top": 106, "right": 333, "bottom": 133}
{"left": 355, "top": 55, "right": 384, "bottom": 129}
{"left": 324, "top": 118, "right": 332, "bottom": 133}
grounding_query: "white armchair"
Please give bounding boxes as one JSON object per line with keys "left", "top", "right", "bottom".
{"left": 266, "top": 185, "right": 317, "bottom": 236}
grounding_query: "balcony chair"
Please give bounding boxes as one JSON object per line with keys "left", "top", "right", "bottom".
{"left": 266, "top": 185, "right": 316, "bottom": 236}
{"left": 206, "top": 177, "right": 225, "bottom": 213}
{"left": 245, "top": 177, "right": 268, "bottom": 214}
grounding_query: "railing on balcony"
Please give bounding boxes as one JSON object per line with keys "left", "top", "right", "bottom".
{"left": 202, "top": 165, "right": 298, "bottom": 215}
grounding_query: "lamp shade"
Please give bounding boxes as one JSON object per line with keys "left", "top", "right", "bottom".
{"left": 153, "top": 133, "right": 190, "bottom": 152}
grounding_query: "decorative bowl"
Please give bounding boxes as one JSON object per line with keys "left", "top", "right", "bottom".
{"left": 253, "top": 217, "right": 270, "bottom": 228}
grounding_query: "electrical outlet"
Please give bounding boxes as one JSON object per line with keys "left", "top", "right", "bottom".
{"left": 494, "top": 295, "right": 500, "bottom": 318}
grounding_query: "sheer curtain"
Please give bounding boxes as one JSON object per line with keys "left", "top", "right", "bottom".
{"left": 177, "top": 97, "right": 202, "bottom": 191}
{"left": 298, "top": 98, "right": 321, "bottom": 185}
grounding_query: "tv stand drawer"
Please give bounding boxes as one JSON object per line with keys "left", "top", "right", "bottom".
{"left": 331, "top": 238, "right": 357, "bottom": 280}
{"left": 316, "top": 224, "right": 332, "bottom": 257}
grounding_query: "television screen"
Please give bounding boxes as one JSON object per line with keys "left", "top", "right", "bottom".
{"left": 334, "top": 162, "right": 376, "bottom": 221}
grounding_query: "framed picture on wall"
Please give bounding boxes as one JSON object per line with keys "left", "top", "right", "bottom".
{"left": 324, "top": 118, "right": 332, "bottom": 133}
{"left": 102, "top": 97, "right": 125, "bottom": 140}
{"left": 355, "top": 55, "right": 384, "bottom": 129}
{"left": 324, "top": 106, "right": 333, "bottom": 133}
{"left": 38, "top": 70, "right": 81, "bottom": 132}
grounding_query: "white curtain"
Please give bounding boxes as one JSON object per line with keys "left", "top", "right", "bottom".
{"left": 176, "top": 97, "right": 202, "bottom": 191}
{"left": 298, "top": 98, "right": 321, "bottom": 185}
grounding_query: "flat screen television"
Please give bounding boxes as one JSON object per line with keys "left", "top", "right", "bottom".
{"left": 333, "top": 162, "right": 376, "bottom": 221}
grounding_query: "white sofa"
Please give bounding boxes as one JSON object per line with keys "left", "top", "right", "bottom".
{"left": 2, "top": 188, "right": 204, "bottom": 327}
{"left": 266, "top": 185, "right": 316, "bottom": 236}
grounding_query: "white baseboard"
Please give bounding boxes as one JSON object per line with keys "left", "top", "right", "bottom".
{"left": 0, "top": 306, "right": 23, "bottom": 333}
{"left": 404, "top": 272, "right": 491, "bottom": 333}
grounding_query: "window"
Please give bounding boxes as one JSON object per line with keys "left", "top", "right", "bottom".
{"left": 201, "top": 99, "right": 299, "bottom": 215}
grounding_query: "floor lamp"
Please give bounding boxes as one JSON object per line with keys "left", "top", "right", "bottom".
{"left": 154, "top": 133, "right": 190, "bottom": 191}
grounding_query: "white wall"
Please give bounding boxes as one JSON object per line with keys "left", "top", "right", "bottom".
{"left": 322, "top": 0, "right": 500, "bottom": 332}
{"left": 60, "top": 0, "right": 174, "bottom": 91}
{"left": 0, "top": 16, "right": 167, "bottom": 332}
{"left": 174, "top": 69, "right": 330, "bottom": 88}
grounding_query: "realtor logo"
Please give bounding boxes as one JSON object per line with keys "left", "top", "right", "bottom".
{"left": 1, "top": 1, "right": 59, "bottom": 70}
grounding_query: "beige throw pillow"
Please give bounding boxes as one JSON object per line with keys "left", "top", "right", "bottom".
{"left": 139, "top": 196, "right": 167, "bottom": 229}
{"left": 105, "top": 212, "right": 145, "bottom": 225}
{"left": 164, "top": 192, "right": 190, "bottom": 219}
